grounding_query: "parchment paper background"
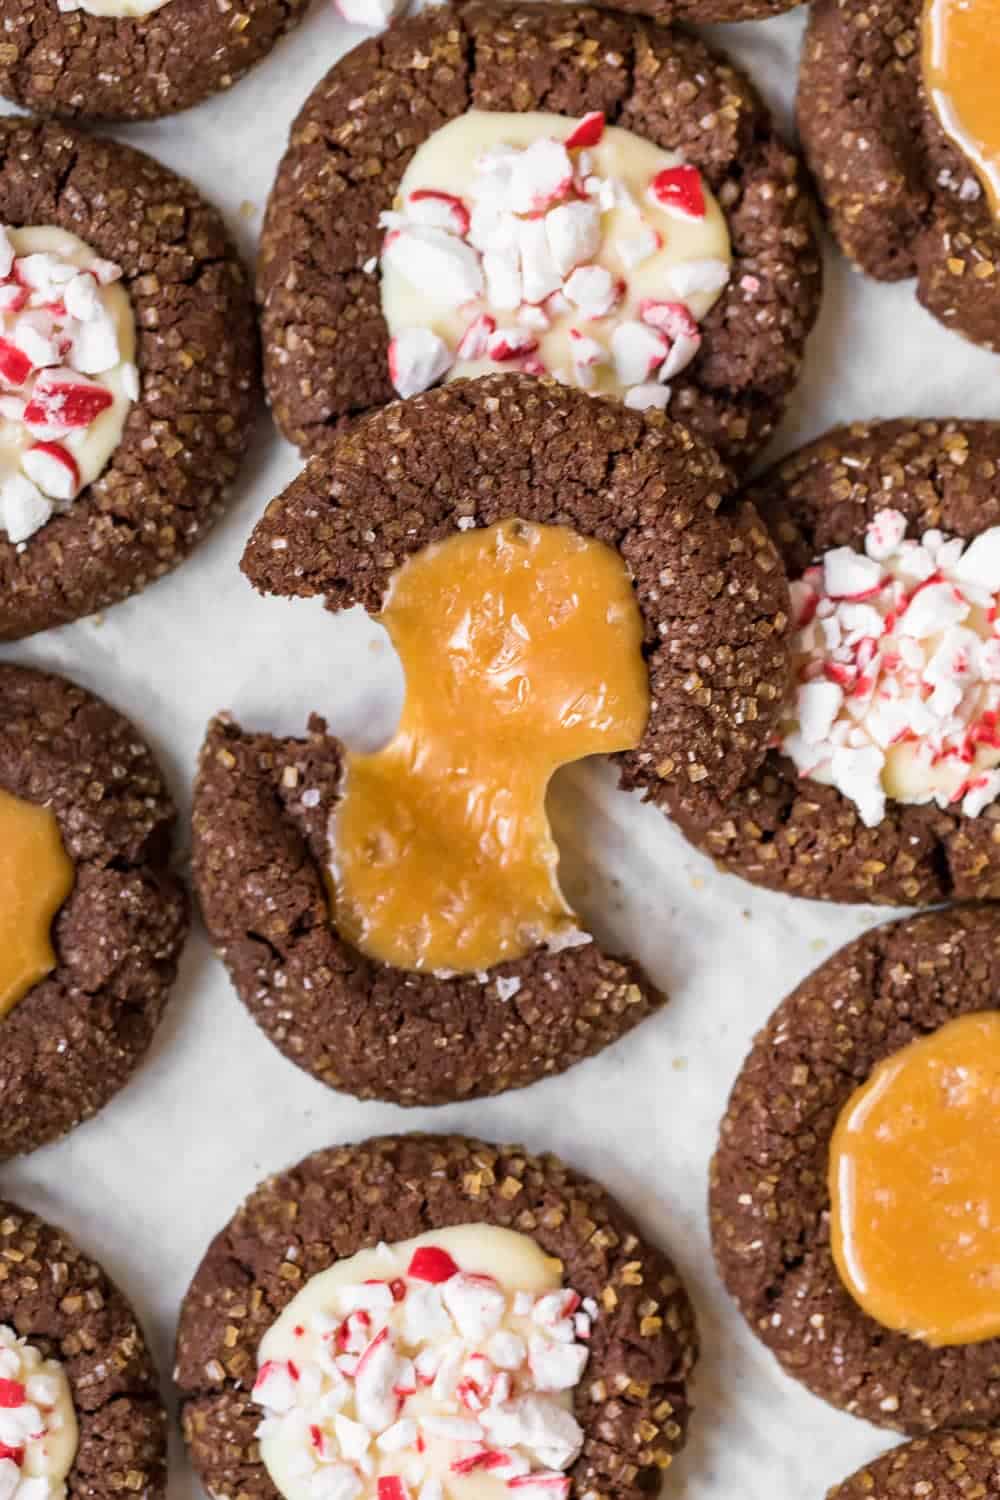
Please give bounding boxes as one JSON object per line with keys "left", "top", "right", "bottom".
{"left": 3, "top": 9, "right": 999, "bottom": 1496}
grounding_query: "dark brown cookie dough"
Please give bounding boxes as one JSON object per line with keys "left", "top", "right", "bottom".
{"left": 0, "top": 1199, "right": 167, "bottom": 1500}
{"left": 798, "top": 0, "right": 1000, "bottom": 349}
{"left": 258, "top": 1, "right": 821, "bottom": 472}
{"left": 669, "top": 417, "right": 1000, "bottom": 906}
{"left": 193, "top": 374, "right": 791, "bottom": 1105}
{"left": 0, "top": 0, "right": 310, "bottom": 122}
{"left": 176, "top": 1133, "right": 697, "bottom": 1500}
{"left": 0, "top": 663, "right": 187, "bottom": 1159}
{"left": 711, "top": 906, "right": 1000, "bottom": 1434}
{"left": 0, "top": 118, "right": 258, "bottom": 641}
{"left": 827, "top": 1431, "right": 1000, "bottom": 1499}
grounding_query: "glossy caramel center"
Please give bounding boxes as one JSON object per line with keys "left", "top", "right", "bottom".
{"left": 829, "top": 1011, "right": 1000, "bottom": 1346}
{"left": 0, "top": 786, "right": 74, "bottom": 1017}
{"left": 329, "top": 519, "right": 650, "bottom": 974}
{"left": 924, "top": 0, "right": 1000, "bottom": 213}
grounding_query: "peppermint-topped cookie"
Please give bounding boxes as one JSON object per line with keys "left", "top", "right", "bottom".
{"left": 0, "top": 0, "right": 311, "bottom": 121}
{"left": 176, "top": 1135, "right": 697, "bottom": 1500}
{"left": 0, "top": 119, "right": 257, "bottom": 640}
{"left": 193, "top": 375, "right": 791, "bottom": 1105}
{"left": 258, "top": 1, "right": 821, "bottom": 471}
{"left": 669, "top": 418, "right": 1000, "bottom": 905}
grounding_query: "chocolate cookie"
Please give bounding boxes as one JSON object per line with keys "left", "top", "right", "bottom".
{"left": 258, "top": 1, "right": 821, "bottom": 472}
{"left": 798, "top": 0, "right": 1000, "bottom": 349}
{"left": 0, "top": 663, "right": 187, "bottom": 1160}
{"left": 669, "top": 417, "right": 1000, "bottom": 906}
{"left": 0, "top": 118, "right": 258, "bottom": 641}
{"left": 711, "top": 906, "right": 1000, "bottom": 1434}
{"left": 0, "top": 0, "right": 310, "bottom": 123}
{"left": 176, "top": 1133, "right": 697, "bottom": 1500}
{"left": 192, "top": 374, "right": 791, "bottom": 1105}
{"left": 0, "top": 1198, "right": 167, "bottom": 1500}
{"left": 827, "top": 1431, "right": 1000, "bottom": 1499}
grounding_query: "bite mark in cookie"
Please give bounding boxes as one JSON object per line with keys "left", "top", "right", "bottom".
{"left": 380, "top": 110, "right": 730, "bottom": 411}
{"left": 193, "top": 376, "right": 791, "bottom": 1104}
{"left": 176, "top": 1135, "right": 698, "bottom": 1500}
{"left": 330, "top": 519, "right": 649, "bottom": 975}
{"left": 258, "top": 1, "right": 821, "bottom": 471}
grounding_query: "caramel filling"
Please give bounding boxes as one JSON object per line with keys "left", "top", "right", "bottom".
{"left": 329, "top": 520, "right": 649, "bottom": 974}
{"left": 923, "top": 0, "right": 1000, "bottom": 214}
{"left": 0, "top": 787, "right": 74, "bottom": 1017}
{"left": 829, "top": 1012, "right": 1000, "bottom": 1347}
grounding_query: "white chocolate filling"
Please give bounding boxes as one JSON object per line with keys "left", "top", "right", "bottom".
{"left": 778, "top": 508, "right": 1000, "bottom": 825}
{"left": 380, "top": 110, "right": 730, "bottom": 407}
{"left": 0, "top": 226, "right": 138, "bottom": 546}
{"left": 0, "top": 1324, "right": 78, "bottom": 1500}
{"left": 55, "top": 0, "right": 172, "bottom": 17}
{"left": 254, "top": 1226, "right": 595, "bottom": 1500}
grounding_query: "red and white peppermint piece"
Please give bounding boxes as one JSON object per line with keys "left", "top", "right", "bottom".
{"left": 616, "top": 227, "right": 660, "bottom": 270}
{"left": 22, "top": 442, "right": 80, "bottom": 502}
{"left": 797, "top": 681, "right": 843, "bottom": 746}
{"left": 954, "top": 528, "right": 1000, "bottom": 590}
{"left": 486, "top": 329, "right": 538, "bottom": 363}
{"left": 0, "top": 229, "right": 12, "bottom": 281}
{"left": 382, "top": 226, "right": 483, "bottom": 308}
{"left": 623, "top": 383, "right": 670, "bottom": 412}
{"left": 526, "top": 1336, "right": 588, "bottom": 1392}
{"left": 563, "top": 265, "right": 620, "bottom": 320}
{"left": 517, "top": 219, "right": 562, "bottom": 306}
{"left": 611, "top": 321, "right": 667, "bottom": 385}
{"left": 354, "top": 1329, "right": 402, "bottom": 1431}
{"left": 0, "top": 473, "right": 51, "bottom": 543}
{"left": 441, "top": 1273, "right": 507, "bottom": 1341}
{"left": 406, "top": 190, "right": 471, "bottom": 238}
{"left": 508, "top": 139, "right": 573, "bottom": 214}
{"left": 864, "top": 507, "right": 907, "bottom": 562}
{"left": 0, "top": 338, "right": 32, "bottom": 388}
{"left": 333, "top": 0, "right": 404, "bottom": 27}
{"left": 483, "top": 249, "right": 522, "bottom": 311}
{"left": 455, "top": 314, "right": 497, "bottom": 362}
{"left": 544, "top": 201, "right": 601, "bottom": 279}
{"left": 23, "top": 369, "right": 114, "bottom": 433}
{"left": 668, "top": 258, "right": 730, "bottom": 299}
{"left": 648, "top": 163, "right": 705, "bottom": 220}
{"left": 387, "top": 330, "right": 452, "bottom": 399}
{"left": 899, "top": 581, "right": 968, "bottom": 639}
{"left": 823, "top": 547, "right": 883, "bottom": 601}
{"left": 0, "top": 285, "right": 28, "bottom": 316}
{"left": 563, "top": 112, "right": 606, "bottom": 150}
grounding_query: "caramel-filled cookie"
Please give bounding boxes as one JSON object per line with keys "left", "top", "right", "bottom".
{"left": 176, "top": 1134, "right": 697, "bottom": 1500}
{"left": 712, "top": 907, "right": 1000, "bottom": 1433}
{"left": 799, "top": 0, "right": 1000, "bottom": 349}
{"left": 0, "top": 664, "right": 187, "bottom": 1159}
{"left": 259, "top": 2, "right": 821, "bottom": 472}
{"left": 0, "top": 0, "right": 310, "bottom": 122}
{"left": 0, "top": 118, "right": 258, "bottom": 640}
{"left": 193, "top": 375, "right": 791, "bottom": 1105}
{"left": 0, "top": 1200, "right": 167, "bottom": 1500}
{"left": 671, "top": 417, "right": 1000, "bottom": 905}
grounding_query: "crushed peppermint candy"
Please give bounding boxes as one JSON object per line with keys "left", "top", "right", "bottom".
{"left": 0, "top": 1325, "right": 77, "bottom": 1500}
{"left": 379, "top": 110, "right": 730, "bottom": 405}
{"left": 0, "top": 226, "right": 138, "bottom": 546}
{"left": 253, "top": 1230, "right": 592, "bottom": 1500}
{"left": 777, "top": 508, "right": 1000, "bottom": 825}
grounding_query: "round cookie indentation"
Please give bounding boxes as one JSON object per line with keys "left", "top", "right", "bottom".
{"left": 669, "top": 417, "right": 1000, "bottom": 907}
{"left": 711, "top": 906, "right": 1000, "bottom": 1434}
{"left": 0, "top": 118, "right": 258, "bottom": 641}
{"left": 193, "top": 374, "right": 791, "bottom": 1105}
{"left": 0, "top": 663, "right": 188, "bottom": 1161}
{"left": 798, "top": 0, "right": 1000, "bottom": 350}
{"left": 0, "top": 0, "right": 311, "bottom": 122}
{"left": 175, "top": 1134, "right": 698, "bottom": 1500}
{"left": 257, "top": 1, "right": 821, "bottom": 472}
{"left": 0, "top": 1200, "right": 166, "bottom": 1500}
{"left": 827, "top": 1430, "right": 1000, "bottom": 1499}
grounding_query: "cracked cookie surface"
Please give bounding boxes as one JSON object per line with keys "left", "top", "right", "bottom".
{"left": 711, "top": 906, "right": 1000, "bottom": 1433}
{"left": 0, "top": 118, "right": 258, "bottom": 641}
{"left": 193, "top": 375, "right": 790, "bottom": 1106}
{"left": 0, "top": 663, "right": 187, "bottom": 1160}
{"left": 258, "top": 1, "right": 821, "bottom": 472}
{"left": 0, "top": 1199, "right": 167, "bottom": 1500}
{"left": 176, "top": 1133, "right": 697, "bottom": 1500}
{"left": 798, "top": 0, "right": 1000, "bottom": 349}
{"left": 0, "top": 0, "right": 311, "bottom": 121}
{"left": 669, "top": 418, "right": 1000, "bottom": 905}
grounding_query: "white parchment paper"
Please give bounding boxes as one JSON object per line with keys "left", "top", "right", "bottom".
{"left": 3, "top": 9, "right": 999, "bottom": 1497}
